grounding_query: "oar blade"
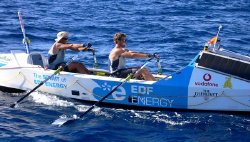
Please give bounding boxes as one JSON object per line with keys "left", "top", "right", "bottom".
{"left": 52, "top": 117, "right": 74, "bottom": 126}
{"left": 10, "top": 103, "right": 17, "bottom": 108}
{"left": 52, "top": 115, "right": 78, "bottom": 126}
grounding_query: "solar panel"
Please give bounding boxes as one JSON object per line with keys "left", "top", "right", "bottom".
{"left": 197, "top": 52, "right": 250, "bottom": 80}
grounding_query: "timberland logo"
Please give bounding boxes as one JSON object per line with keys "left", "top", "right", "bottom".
{"left": 193, "top": 90, "right": 219, "bottom": 100}
{"left": 194, "top": 73, "right": 219, "bottom": 87}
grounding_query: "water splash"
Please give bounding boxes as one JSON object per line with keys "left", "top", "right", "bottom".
{"left": 29, "top": 92, "right": 74, "bottom": 107}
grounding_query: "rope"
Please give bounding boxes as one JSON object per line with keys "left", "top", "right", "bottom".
{"left": 221, "top": 91, "right": 250, "bottom": 107}
{"left": 149, "top": 91, "right": 250, "bottom": 108}
{"left": 63, "top": 80, "right": 250, "bottom": 107}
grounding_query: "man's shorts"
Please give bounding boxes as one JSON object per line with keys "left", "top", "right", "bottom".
{"left": 112, "top": 68, "right": 133, "bottom": 78}
{"left": 54, "top": 62, "right": 70, "bottom": 72}
{"left": 112, "top": 67, "right": 141, "bottom": 78}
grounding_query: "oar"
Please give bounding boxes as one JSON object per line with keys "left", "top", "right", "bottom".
{"left": 10, "top": 55, "right": 78, "bottom": 108}
{"left": 18, "top": 11, "right": 30, "bottom": 54}
{"left": 92, "top": 50, "right": 98, "bottom": 68}
{"left": 155, "top": 55, "right": 162, "bottom": 75}
{"left": 52, "top": 58, "right": 154, "bottom": 126}
{"left": 85, "top": 43, "right": 98, "bottom": 68}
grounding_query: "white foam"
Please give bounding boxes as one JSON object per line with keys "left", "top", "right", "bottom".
{"left": 28, "top": 92, "right": 191, "bottom": 125}
{"left": 154, "top": 117, "right": 190, "bottom": 126}
{"left": 73, "top": 105, "right": 89, "bottom": 112}
{"left": 29, "top": 92, "right": 74, "bottom": 107}
{"left": 174, "top": 112, "right": 181, "bottom": 117}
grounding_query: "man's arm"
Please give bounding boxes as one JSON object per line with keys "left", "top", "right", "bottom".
{"left": 58, "top": 43, "right": 92, "bottom": 52}
{"left": 121, "top": 49, "right": 148, "bottom": 58}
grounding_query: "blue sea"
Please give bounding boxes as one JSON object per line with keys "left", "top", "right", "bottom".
{"left": 0, "top": 0, "right": 250, "bottom": 141}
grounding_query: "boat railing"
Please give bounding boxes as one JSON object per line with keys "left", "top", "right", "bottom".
{"left": 208, "top": 48, "right": 250, "bottom": 63}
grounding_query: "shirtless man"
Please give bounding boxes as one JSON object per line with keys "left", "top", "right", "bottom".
{"left": 109, "top": 32, "right": 156, "bottom": 81}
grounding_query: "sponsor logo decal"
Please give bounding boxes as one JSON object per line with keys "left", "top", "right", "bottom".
{"left": 33, "top": 73, "right": 67, "bottom": 88}
{"left": 93, "top": 82, "right": 126, "bottom": 101}
{"left": 131, "top": 85, "right": 153, "bottom": 95}
{"left": 101, "top": 82, "right": 112, "bottom": 91}
{"left": 128, "top": 96, "right": 174, "bottom": 107}
{"left": 129, "top": 85, "right": 174, "bottom": 107}
{"left": 203, "top": 73, "right": 211, "bottom": 81}
{"left": 193, "top": 90, "right": 219, "bottom": 100}
{"left": 194, "top": 73, "right": 219, "bottom": 87}
{"left": 224, "top": 77, "right": 232, "bottom": 89}
{"left": 193, "top": 90, "right": 218, "bottom": 97}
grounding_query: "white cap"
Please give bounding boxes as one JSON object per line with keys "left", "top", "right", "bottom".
{"left": 55, "top": 31, "right": 68, "bottom": 42}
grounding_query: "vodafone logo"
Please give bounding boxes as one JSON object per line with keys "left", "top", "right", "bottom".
{"left": 203, "top": 73, "right": 211, "bottom": 81}
{"left": 194, "top": 73, "right": 218, "bottom": 87}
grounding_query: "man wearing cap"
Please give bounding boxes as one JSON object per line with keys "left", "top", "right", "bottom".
{"left": 48, "top": 31, "right": 93, "bottom": 74}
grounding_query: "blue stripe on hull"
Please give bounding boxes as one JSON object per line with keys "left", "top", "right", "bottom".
{"left": 154, "top": 66, "right": 194, "bottom": 109}
{"left": 0, "top": 63, "right": 6, "bottom": 67}
{"left": 91, "top": 66, "right": 194, "bottom": 109}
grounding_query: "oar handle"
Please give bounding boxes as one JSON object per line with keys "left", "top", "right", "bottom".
{"left": 156, "top": 57, "right": 162, "bottom": 75}
{"left": 146, "top": 53, "right": 162, "bottom": 75}
{"left": 84, "top": 43, "right": 98, "bottom": 68}
{"left": 92, "top": 51, "right": 98, "bottom": 68}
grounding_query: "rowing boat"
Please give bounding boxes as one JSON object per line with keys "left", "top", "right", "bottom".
{"left": 1, "top": 13, "right": 250, "bottom": 112}
{"left": 1, "top": 45, "right": 249, "bottom": 112}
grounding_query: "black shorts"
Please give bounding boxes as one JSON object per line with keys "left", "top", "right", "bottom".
{"left": 112, "top": 67, "right": 140, "bottom": 78}
{"left": 54, "top": 62, "right": 70, "bottom": 72}
{"left": 112, "top": 68, "right": 133, "bottom": 78}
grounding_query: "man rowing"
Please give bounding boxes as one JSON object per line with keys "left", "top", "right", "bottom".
{"left": 48, "top": 31, "right": 94, "bottom": 74}
{"left": 109, "top": 32, "right": 156, "bottom": 81}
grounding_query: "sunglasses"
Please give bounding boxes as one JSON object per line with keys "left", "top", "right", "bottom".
{"left": 62, "top": 37, "right": 68, "bottom": 40}
{"left": 118, "top": 38, "right": 126, "bottom": 42}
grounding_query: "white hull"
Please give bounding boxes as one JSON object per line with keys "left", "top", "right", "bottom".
{"left": 0, "top": 50, "right": 250, "bottom": 112}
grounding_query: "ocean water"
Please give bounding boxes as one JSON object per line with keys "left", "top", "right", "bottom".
{"left": 0, "top": 0, "right": 250, "bottom": 141}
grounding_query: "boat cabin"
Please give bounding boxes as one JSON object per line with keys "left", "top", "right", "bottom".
{"left": 196, "top": 49, "right": 250, "bottom": 81}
